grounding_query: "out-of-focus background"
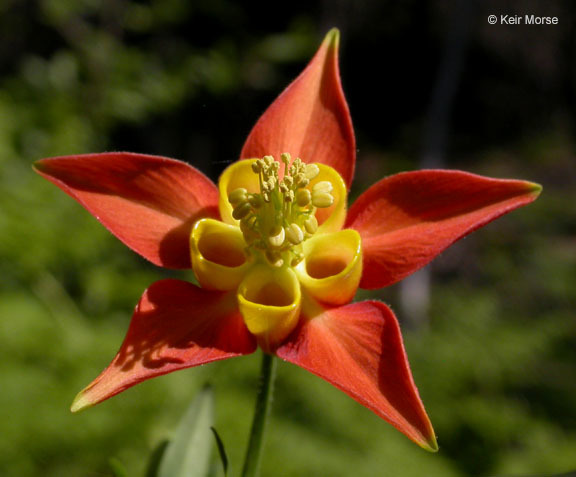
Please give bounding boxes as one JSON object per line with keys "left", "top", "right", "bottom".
{"left": 1, "top": 0, "right": 575, "bottom": 476}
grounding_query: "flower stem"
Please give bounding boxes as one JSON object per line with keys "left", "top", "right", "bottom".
{"left": 241, "top": 352, "right": 277, "bottom": 477}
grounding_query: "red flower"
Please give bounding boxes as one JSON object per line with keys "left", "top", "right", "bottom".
{"left": 34, "top": 29, "right": 540, "bottom": 451}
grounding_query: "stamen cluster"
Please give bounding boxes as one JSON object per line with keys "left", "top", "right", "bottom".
{"left": 228, "top": 153, "right": 334, "bottom": 267}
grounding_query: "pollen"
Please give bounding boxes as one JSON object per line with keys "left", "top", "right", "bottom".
{"left": 228, "top": 153, "right": 334, "bottom": 267}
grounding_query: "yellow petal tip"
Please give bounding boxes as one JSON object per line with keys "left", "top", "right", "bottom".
{"left": 527, "top": 181, "right": 543, "bottom": 196}
{"left": 324, "top": 28, "right": 340, "bottom": 49}
{"left": 420, "top": 434, "right": 439, "bottom": 453}
{"left": 32, "top": 160, "right": 46, "bottom": 173}
{"left": 70, "top": 392, "right": 93, "bottom": 413}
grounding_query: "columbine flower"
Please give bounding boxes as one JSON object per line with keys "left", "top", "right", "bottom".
{"left": 34, "top": 29, "right": 540, "bottom": 451}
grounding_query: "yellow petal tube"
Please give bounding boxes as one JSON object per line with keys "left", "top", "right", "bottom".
{"left": 295, "top": 229, "right": 362, "bottom": 306}
{"left": 311, "top": 164, "right": 347, "bottom": 233}
{"left": 190, "top": 218, "right": 252, "bottom": 290}
{"left": 238, "top": 265, "right": 301, "bottom": 352}
{"left": 218, "top": 159, "right": 260, "bottom": 225}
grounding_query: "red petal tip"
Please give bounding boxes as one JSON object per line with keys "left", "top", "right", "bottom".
{"left": 240, "top": 28, "right": 355, "bottom": 186}
{"left": 34, "top": 152, "right": 220, "bottom": 269}
{"left": 70, "top": 280, "right": 255, "bottom": 409}
{"left": 347, "top": 170, "right": 542, "bottom": 289}
{"left": 276, "top": 300, "right": 436, "bottom": 449}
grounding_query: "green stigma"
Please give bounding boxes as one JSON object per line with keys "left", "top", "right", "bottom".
{"left": 228, "top": 153, "right": 334, "bottom": 267}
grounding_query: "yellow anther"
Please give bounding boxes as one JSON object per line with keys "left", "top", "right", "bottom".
{"left": 240, "top": 215, "right": 255, "bottom": 233}
{"left": 292, "top": 158, "right": 304, "bottom": 173}
{"left": 286, "top": 223, "right": 304, "bottom": 245}
{"left": 232, "top": 202, "right": 252, "bottom": 220}
{"left": 290, "top": 253, "right": 304, "bottom": 267}
{"left": 249, "top": 194, "right": 263, "bottom": 209}
{"left": 312, "top": 181, "right": 333, "bottom": 193}
{"left": 312, "top": 191, "right": 334, "bottom": 208}
{"left": 305, "top": 164, "right": 320, "bottom": 180}
{"left": 268, "top": 225, "right": 285, "bottom": 248}
{"left": 228, "top": 187, "right": 248, "bottom": 205}
{"left": 294, "top": 173, "right": 308, "bottom": 187}
{"left": 296, "top": 189, "right": 311, "bottom": 207}
{"left": 304, "top": 216, "right": 318, "bottom": 234}
{"left": 240, "top": 219, "right": 259, "bottom": 244}
{"left": 265, "top": 250, "right": 284, "bottom": 268}
{"left": 239, "top": 154, "right": 337, "bottom": 265}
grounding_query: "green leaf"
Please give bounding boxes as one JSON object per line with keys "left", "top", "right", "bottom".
{"left": 157, "top": 386, "right": 215, "bottom": 477}
{"left": 108, "top": 457, "right": 129, "bottom": 477}
{"left": 145, "top": 440, "right": 169, "bottom": 477}
{"left": 210, "top": 426, "right": 229, "bottom": 477}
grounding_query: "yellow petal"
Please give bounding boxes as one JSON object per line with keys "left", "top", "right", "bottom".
{"left": 238, "top": 265, "right": 301, "bottom": 351}
{"left": 311, "top": 164, "right": 347, "bottom": 233}
{"left": 190, "top": 218, "right": 251, "bottom": 290}
{"left": 218, "top": 159, "right": 260, "bottom": 225}
{"left": 295, "top": 229, "right": 362, "bottom": 306}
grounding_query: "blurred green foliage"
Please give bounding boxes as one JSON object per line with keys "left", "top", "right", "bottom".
{"left": 1, "top": 1, "right": 575, "bottom": 476}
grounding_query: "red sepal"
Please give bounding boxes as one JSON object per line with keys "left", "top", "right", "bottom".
{"left": 71, "top": 279, "right": 256, "bottom": 411}
{"left": 34, "top": 152, "right": 219, "bottom": 269}
{"left": 346, "top": 170, "right": 542, "bottom": 289}
{"left": 241, "top": 29, "right": 356, "bottom": 187}
{"left": 276, "top": 300, "right": 437, "bottom": 451}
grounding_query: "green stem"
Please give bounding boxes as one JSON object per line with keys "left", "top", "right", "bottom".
{"left": 241, "top": 352, "right": 277, "bottom": 477}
